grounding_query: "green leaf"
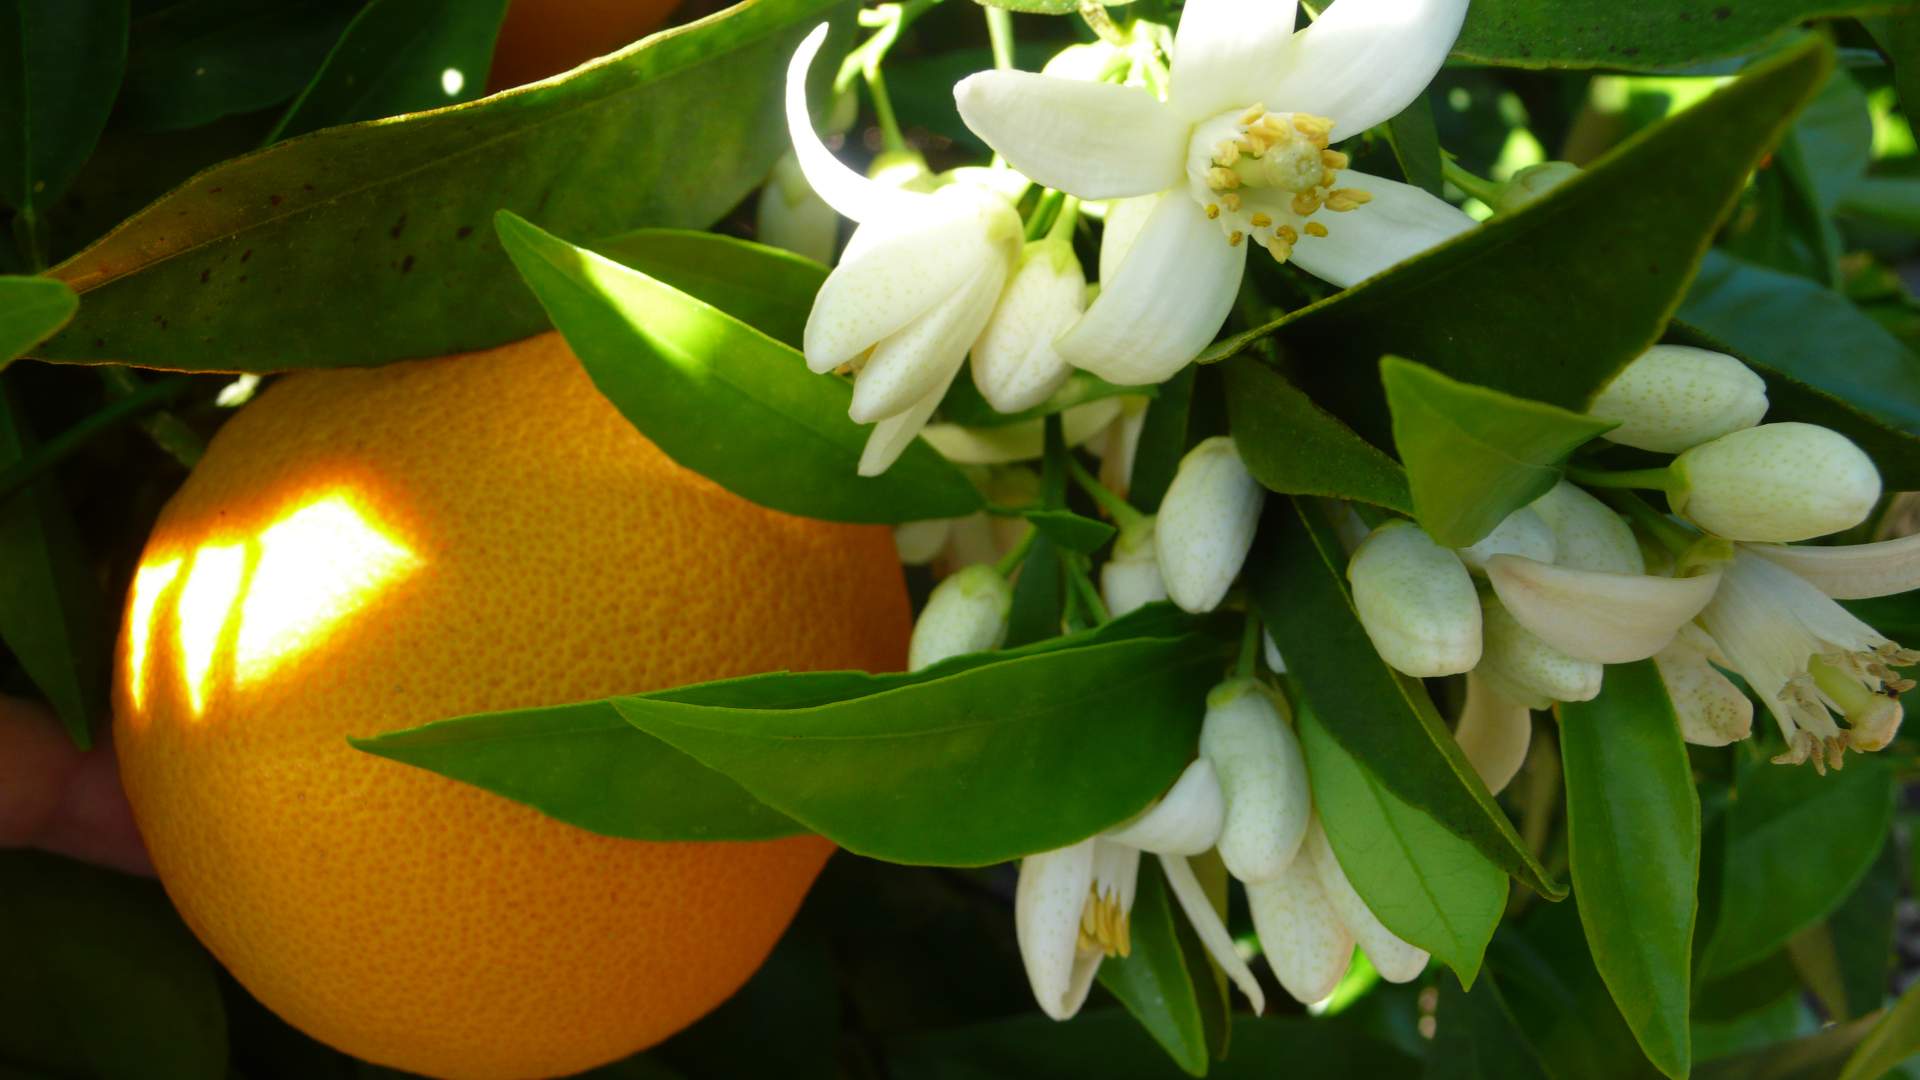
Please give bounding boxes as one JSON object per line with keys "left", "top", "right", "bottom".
{"left": 1700, "top": 753, "right": 1895, "bottom": 979}
{"left": 1839, "top": 980, "right": 1920, "bottom": 1080}
{"left": 591, "top": 228, "right": 827, "bottom": 350}
{"left": 266, "top": 0, "right": 512, "bottom": 143}
{"left": 939, "top": 369, "right": 1149, "bottom": 429}
{"left": 1865, "top": 15, "right": 1920, "bottom": 150}
{"left": 1097, "top": 859, "right": 1209, "bottom": 1077}
{"left": 1425, "top": 972, "right": 1553, "bottom": 1080}
{"left": 1386, "top": 92, "right": 1444, "bottom": 199}
{"left": 1299, "top": 701, "right": 1505, "bottom": 983}
{"left": 0, "top": 852, "right": 227, "bottom": 1080}
{"left": 612, "top": 627, "right": 1235, "bottom": 866}
{"left": 1697, "top": 1013, "right": 1886, "bottom": 1080}
{"left": 1382, "top": 356, "right": 1611, "bottom": 548}
{"left": 1250, "top": 497, "right": 1564, "bottom": 900}
{"left": 0, "top": 0, "right": 128, "bottom": 219}
{"left": 1453, "top": 1, "right": 1871, "bottom": 70}
{"left": 1221, "top": 356, "right": 1411, "bottom": 513}
{"left": 1493, "top": 901, "right": 1665, "bottom": 1080}
{"left": 968, "top": 0, "right": 1131, "bottom": 13}
{"left": 1557, "top": 660, "right": 1700, "bottom": 1080}
{"left": 0, "top": 276, "right": 77, "bottom": 362}
{"left": 493, "top": 211, "right": 981, "bottom": 524}
{"left": 1023, "top": 509, "right": 1115, "bottom": 555}
{"left": 1209, "top": 38, "right": 1832, "bottom": 447}
{"left": 34, "top": 0, "right": 848, "bottom": 370}
{"left": 118, "top": 0, "right": 360, "bottom": 131}
{"left": 1828, "top": 833, "right": 1901, "bottom": 1020}
{"left": 1676, "top": 252, "right": 1920, "bottom": 488}
{"left": 1128, "top": 365, "right": 1194, "bottom": 514}
{"left": 1838, "top": 176, "right": 1920, "bottom": 232}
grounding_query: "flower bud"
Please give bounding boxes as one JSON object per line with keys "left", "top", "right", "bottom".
{"left": 1488, "top": 161, "right": 1580, "bottom": 214}
{"left": 1452, "top": 673, "right": 1531, "bottom": 796}
{"left": 1098, "top": 398, "right": 1149, "bottom": 500}
{"left": 756, "top": 150, "right": 839, "bottom": 264}
{"left": 1305, "top": 819, "right": 1428, "bottom": 983}
{"left": 1454, "top": 506, "right": 1555, "bottom": 574}
{"left": 1529, "top": 481, "right": 1644, "bottom": 574}
{"left": 1100, "top": 516, "right": 1167, "bottom": 617}
{"left": 1262, "top": 629, "right": 1287, "bottom": 674}
{"left": 1347, "top": 521, "right": 1481, "bottom": 677}
{"left": 971, "top": 240, "right": 1085, "bottom": 414}
{"left": 1197, "top": 679, "right": 1310, "bottom": 884}
{"left": 1478, "top": 593, "right": 1602, "bottom": 705}
{"left": 1588, "top": 345, "right": 1768, "bottom": 454}
{"left": 894, "top": 518, "right": 952, "bottom": 565}
{"left": 1246, "top": 852, "right": 1355, "bottom": 1005}
{"left": 1671, "top": 422, "right": 1882, "bottom": 542}
{"left": 907, "top": 564, "right": 1012, "bottom": 671}
{"left": 1155, "top": 437, "right": 1264, "bottom": 613}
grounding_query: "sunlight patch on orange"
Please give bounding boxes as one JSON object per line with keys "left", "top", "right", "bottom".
{"left": 125, "top": 557, "right": 183, "bottom": 713}
{"left": 176, "top": 542, "right": 247, "bottom": 718}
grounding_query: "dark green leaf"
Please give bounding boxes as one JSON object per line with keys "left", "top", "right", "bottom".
{"left": 0, "top": 852, "right": 226, "bottom": 1080}
{"left": 1558, "top": 660, "right": 1699, "bottom": 1080}
{"left": 969, "top": 0, "right": 1132, "bottom": 13}
{"left": 1838, "top": 176, "right": 1920, "bottom": 232}
{"left": 118, "top": 0, "right": 360, "bottom": 131}
{"left": 1829, "top": 833, "right": 1900, "bottom": 1019}
{"left": 1424, "top": 972, "right": 1553, "bottom": 1080}
{"left": 1024, "top": 509, "right": 1115, "bottom": 555}
{"left": 1676, "top": 252, "right": 1920, "bottom": 488}
{"left": 1128, "top": 365, "right": 1193, "bottom": 514}
{"left": 493, "top": 211, "right": 982, "bottom": 524}
{"left": 0, "top": 0, "right": 127, "bottom": 218}
{"left": 1006, "top": 418, "right": 1069, "bottom": 646}
{"left": 1453, "top": 1, "right": 1867, "bottom": 70}
{"left": 1097, "top": 859, "right": 1209, "bottom": 1077}
{"left": 1697, "top": 1013, "right": 1884, "bottom": 1080}
{"left": 1700, "top": 753, "right": 1895, "bottom": 978}
{"left": 1210, "top": 39, "right": 1832, "bottom": 449}
{"left": 939, "top": 369, "right": 1149, "bottom": 429}
{"left": 1300, "top": 702, "right": 1506, "bottom": 983}
{"left": 35, "top": 0, "right": 848, "bottom": 370}
{"left": 1382, "top": 355, "right": 1611, "bottom": 548}
{"left": 1839, "top": 980, "right": 1920, "bottom": 1080}
{"left": 656, "top": 925, "right": 838, "bottom": 1080}
{"left": 1493, "top": 902, "right": 1664, "bottom": 1080}
{"left": 1250, "top": 497, "right": 1563, "bottom": 899}
{"left": 590, "top": 228, "right": 827, "bottom": 350}
{"left": 0, "top": 276, "right": 78, "bottom": 363}
{"left": 1865, "top": 15, "right": 1920, "bottom": 150}
{"left": 1386, "top": 92, "right": 1444, "bottom": 199}
{"left": 1221, "top": 356, "right": 1410, "bottom": 513}
{"left": 267, "top": 0, "right": 511, "bottom": 142}
{"left": 613, "top": 628, "right": 1235, "bottom": 865}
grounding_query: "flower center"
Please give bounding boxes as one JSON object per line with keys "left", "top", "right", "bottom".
{"left": 1774, "top": 645, "right": 1916, "bottom": 771}
{"left": 1184, "top": 105, "right": 1372, "bottom": 264}
{"left": 1076, "top": 882, "right": 1132, "bottom": 958}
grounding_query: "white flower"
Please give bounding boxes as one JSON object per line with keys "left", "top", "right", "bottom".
{"left": 1652, "top": 623, "right": 1753, "bottom": 747}
{"left": 1098, "top": 397, "right": 1149, "bottom": 499}
{"left": 1246, "top": 848, "right": 1354, "bottom": 1006}
{"left": 1477, "top": 592, "right": 1603, "bottom": 708}
{"left": 786, "top": 27, "right": 1023, "bottom": 475}
{"left": 1347, "top": 520, "right": 1481, "bottom": 677}
{"left": 1483, "top": 554, "right": 1720, "bottom": 665}
{"left": 894, "top": 518, "right": 953, "bottom": 565}
{"left": 919, "top": 397, "right": 1125, "bottom": 465}
{"left": 1588, "top": 345, "right": 1769, "bottom": 454}
{"left": 1155, "top": 436, "right": 1265, "bottom": 613}
{"left": 907, "top": 564, "right": 1013, "bottom": 671}
{"left": 1100, "top": 516, "right": 1167, "bottom": 617}
{"left": 953, "top": 0, "right": 1475, "bottom": 385}
{"left": 1452, "top": 671, "right": 1532, "bottom": 796}
{"left": 1454, "top": 506, "right": 1556, "bottom": 574}
{"left": 1528, "top": 481, "right": 1645, "bottom": 574}
{"left": 1197, "top": 678, "right": 1310, "bottom": 884}
{"left": 756, "top": 150, "right": 840, "bottom": 264}
{"left": 1303, "top": 816, "right": 1428, "bottom": 983}
{"left": 972, "top": 239, "right": 1086, "bottom": 413}
{"left": 1696, "top": 547, "right": 1916, "bottom": 771}
{"left": 1670, "top": 422, "right": 1882, "bottom": 543}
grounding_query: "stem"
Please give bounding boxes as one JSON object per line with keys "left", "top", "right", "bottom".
{"left": 1066, "top": 455, "right": 1144, "bottom": 530}
{"left": 1069, "top": 558, "right": 1111, "bottom": 625}
{"left": 1596, "top": 488, "right": 1694, "bottom": 557}
{"left": 1023, "top": 189, "right": 1065, "bottom": 241}
{"left": 12, "top": 211, "right": 46, "bottom": 272}
{"left": 1564, "top": 464, "right": 1675, "bottom": 493}
{"left": 1044, "top": 195, "right": 1080, "bottom": 244}
{"left": 0, "top": 373, "right": 196, "bottom": 504}
{"left": 995, "top": 526, "right": 1039, "bottom": 578}
{"left": 1077, "top": 0, "right": 1126, "bottom": 45}
{"left": 862, "top": 66, "right": 908, "bottom": 154}
{"left": 100, "top": 367, "right": 204, "bottom": 469}
{"left": 985, "top": 5, "right": 1015, "bottom": 71}
{"left": 1234, "top": 613, "right": 1260, "bottom": 678}
{"left": 1441, "top": 156, "right": 1502, "bottom": 204}
{"left": 835, "top": 0, "right": 937, "bottom": 94}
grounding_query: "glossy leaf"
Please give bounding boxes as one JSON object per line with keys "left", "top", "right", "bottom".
{"left": 1676, "top": 251, "right": 1920, "bottom": 487}
{"left": 1828, "top": 835, "right": 1900, "bottom": 1020}
{"left": 1250, "top": 497, "right": 1563, "bottom": 900}
{"left": 1006, "top": 418, "right": 1069, "bottom": 646}
{"left": 612, "top": 627, "right": 1235, "bottom": 866}
{"left": 1299, "top": 702, "right": 1505, "bottom": 983}
{"left": 0, "top": 0, "right": 128, "bottom": 218}
{"left": 0, "top": 276, "right": 78, "bottom": 363}
{"left": 0, "top": 852, "right": 226, "bottom": 1079}
{"left": 1558, "top": 661, "right": 1699, "bottom": 1080}
{"left": 1492, "top": 901, "right": 1664, "bottom": 1080}
{"left": 1023, "top": 509, "right": 1115, "bottom": 555}
{"left": 1096, "top": 859, "right": 1208, "bottom": 1077}
{"left": 1699, "top": 753, "right": 1894, "bottom": 979}
{"left": 1425, "top": 973, "right": 1553, "bottom": 1080}
{"left": 1838, "top": 979, "right": 1920, "bottom": 1080}
{"left": 969, "top": 0, "right": 1132, "bottom": 13}
{"left": 267, "top": 0, "right": 511, "bottom": 142}
{"left": 1453, "top": 1, "right": 1869, "bottom": 70}
{"left": 1386, "top": 92, "right": 1444, "bottom": 199}
{"left": 118, "top": 0, "right": 359, "bottom": 131}
{"left": 35, "top": 0, "right": 847, "bottom": 370}
{"left": 591, "top": 228, "right": 826, "bottom": 350}
{"left": 1221, "top": 356, "right": 1411, "bottom": 513}
{"left": 1383, "top": 356, "right": 1611, "bottom": 548}
{"left": 1209, "top": 39, "right": 1831, "bottom": 448}
{"left": 1696, "top": 1014, "right": 1885, "bottom": 1080}
{"left": 494, "top": 211, "right": 982, "bottom": 524}
{"left": 1128, "top": 365, "right": 1194, "bottom": 513}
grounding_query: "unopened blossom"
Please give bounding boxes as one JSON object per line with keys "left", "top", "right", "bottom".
{"left": 1100, "top": 516, "right": 1167, "bottom": 617}
{"left": 1454, "top": 506, "right": 1556, "bottom": 574}
{"left": 1304, "top": 818, "right": 1428, "bottom": 983}
{"left": 1486, "top": 161, "right": 1580, "bottom": 214}
{"left": 1098, "top": 398, "right": 1149, "bottom": 499}
{"left": 1156, "top": 436, "right": 1264, "bottom": 613}
{"left": 1198, "top": 678, "right": 1309, "bottom": 884}
{"left": 1528, "top": 481, "right": 1645, "bottom": 574}
{"left": 1452, "top": 672, "right": 1532, "bottom": 796}
{"left": 1477, "top": 593, "right": 1602, "bottom": 709}
{"left": 786, "top": 27, "right": 1022, "bottom": 475}
{"left": 1588, "top": 345, "right": 1768, "bottom": 454}
{"left": 894, "top": 518, "right": 953, "bottom": 565}
{"left": 972, "top": 238, "right": 1086, "bottom": 413}
{"left": 1347, "top": 520, "right": 1481, "bottom": 677}
{"left": 907, "top": 564, "right": 1012, "bottom": 671}
{"left": 756, "top": 150, "right": 840, "bottom": 264}
{"left": 1246, "top": 849, "right": 1354, "bottom": 1005}
{"left": 954, "top": 0, "right": 1475, "bottom": 384}
{"left": 1670, "top": 422, "right": 1881, "bottom": 543}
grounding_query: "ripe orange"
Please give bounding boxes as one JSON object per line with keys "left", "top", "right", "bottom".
{"left": 486, "top": 0, "right": 683, "bottom": 92}
{"left": 112, "top": 332, "right": 910, "bottom": 1079}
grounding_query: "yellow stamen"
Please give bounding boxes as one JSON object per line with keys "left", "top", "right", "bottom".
{"left": 1276, "top": 225, "right": 1298, "bottom": 243}
{"left": 1321, "top": 149, "right": 1350, "bottom": 170}
{"left": 1206, "top": 166, "right": 1240, "bottom": 190}
{"left": 1205, "top": 203, "right": 1220, "bottom": 220}
{"left": 1269, "top": 236, "right": 1293, "bottom": 263}
{"left": 1304, "top": 221, "right": 1328, "bottom": 237}
{"left": 1326, "top": 188, "right": 1373, "bottom": 212}
{"left": 1228, "top": 230, "right": 1244, "bottom": 246}
{"left": 1249, "top": 212, "right": 1272, "bottom": 228}
{"left": 1290, "top": 192, "right": 1321, "bottom": 215}
{"left": 1222, "top": 192, "right": 1241, "bottom": 212}
{"left": 1213, "top": 140, "right": 1241, "bottom": 167}
{"left": 1238, "top": 103, "right": 1267, "bottom": 126}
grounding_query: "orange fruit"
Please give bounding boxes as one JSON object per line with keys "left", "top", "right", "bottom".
{"left": 112, "top": 332, "right": 910, "bottom": 1079}
{"left": 486, "top": 0, "right": 683, "bottom": 92}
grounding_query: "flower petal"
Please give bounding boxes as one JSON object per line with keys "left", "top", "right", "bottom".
{"left": 1747, "top": 532, "right": 1920, "bottom": 600}
{"left": 1653, "top": 624, "right": 1753, "bottom": 747}
{"left": 1246, "top": 851, "right": 1355, "bottom": 1005}
{"left": 1479, "top": 593, "right": 1603, "bottom": 704}
{"left": 1486, "top": 555, "right": 1722, "bottom": 664}
{"left": 1168, "top": 0, "right": 1302, "bottom": 123}
{"left": 1286, "top": 170, "right": 1474, "bottom": 289}
{"left": 954, "top": 71, "right": 1188, "bottom": 200}
{"left": 1058, "top": 194, "right": 1246, "bottom": 385}
{"left": 1014, "top": 840, "right": 1102, "bottom": 1021}
{"left": 917, "top": 397, "right": 1124, "bottom": 465}
{"left": 785, "top": 25, "right": 922, "bottom": 224}
{"left": 1257, "top": 0, "right": 1469, "bottom": 139}
{"left": 1105, "top": 758, "right": 1224, "bottom": 855}
{"left": 805, "top": 210, "right": 999, "bottom": 372}
{"left": 1529, "top": 481, "right": 1645, "bottom": 575}
{"left": 1159, "top": 854, "right": 1267, "bottom": 1014}
{"left": 850, "top": 261, "right": 1007, "bottom": 423}
{"left": 858, "top": 376, "right": 950, "bottom": 477}
{"left": 1452, "top": 672, "right": 1531, "bottom": 796}
{"left": 1305, "top": 818, "right": 1428, "bottom": 982}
